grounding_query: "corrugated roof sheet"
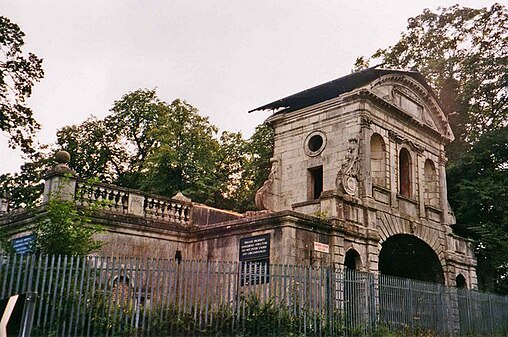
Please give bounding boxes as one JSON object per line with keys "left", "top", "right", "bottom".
{"left": 249, "top": 67, "right": 435, "bottom": 114}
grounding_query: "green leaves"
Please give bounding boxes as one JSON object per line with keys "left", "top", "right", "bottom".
{"left": 55, "top": 89, "right": 274, "bottom": 211}
{"left": 448, "top": 127, "right": 508, "bottom": 293}
{"left": 0, "top": 16, "right": 44, "bottom": 153}
{"left": 35, "top": 181, "right": 104, "bottom": 256}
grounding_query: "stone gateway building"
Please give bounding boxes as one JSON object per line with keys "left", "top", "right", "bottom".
{"left": 0, "top": 68, "right": 476, "bottom": 289}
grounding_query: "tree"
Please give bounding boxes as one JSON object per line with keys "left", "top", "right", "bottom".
{"left": 0, "top": 16, "right": 44, "bottom": 153}
{"left": 56, "top": 117, "right": 123, "bottom": 184}
{"left": 355, "top": 3, "right": 507, "bottom": 161}
{"left": 229, "top": 124, "right": 274, "bottom": 212}
{"left": 35, "top": 195, "right": 104, "bottom": 256}
{"left": 448, "top": 126, "right": 508, "bottom": 293}
{"left": 54, "top": 89, "right": 275, "bottom": 211}
{"left": 0, "top": 149, "right": 51, "bottom": 209}
{"left": 141, "top": 98, "right": 221, "bottom": 201}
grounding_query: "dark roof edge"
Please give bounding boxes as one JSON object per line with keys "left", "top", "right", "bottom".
{"left": 248, "top": 67, "right": 443, "bottom": 115}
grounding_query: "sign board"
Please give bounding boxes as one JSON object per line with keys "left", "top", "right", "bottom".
{"left": 239, "top": 234, "right": 270, "bottom": 261}
{"left": 11, "top": 235, "right": 35, "bottom": 255}
{"left": 239, "top": 234, "right": 271, "bottom": 286}
{"left": 313, "top": 241, "right": 329, "bottom": 254}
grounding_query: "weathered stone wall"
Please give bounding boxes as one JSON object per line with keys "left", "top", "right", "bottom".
{"left": 264, "top": 73, "right": 477, "bottom": 288}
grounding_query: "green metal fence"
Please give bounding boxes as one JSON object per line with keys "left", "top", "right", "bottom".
{"left": 1, "top": 254, "right": 507, "bottom": 336}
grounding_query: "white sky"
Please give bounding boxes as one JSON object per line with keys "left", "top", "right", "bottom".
{"left": 0, "top": 0, "right": 497, "bottom": 174}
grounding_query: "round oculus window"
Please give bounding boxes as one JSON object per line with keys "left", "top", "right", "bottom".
{"left": 304, "top": 131, "right": 326, "bottom": 156}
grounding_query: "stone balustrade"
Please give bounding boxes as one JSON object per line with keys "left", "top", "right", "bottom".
{"left": 75, "top": 180, "right": 191, "bottom": 226}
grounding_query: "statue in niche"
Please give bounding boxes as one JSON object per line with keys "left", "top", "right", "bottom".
{"left": 336, "top": 136, "right": 360, "bottom": 196}
{"left": 255, "top": 157, "right": 279, "bottom": 211}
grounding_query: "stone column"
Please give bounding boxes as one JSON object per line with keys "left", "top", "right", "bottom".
{"left": 416, "top": 147, "right": 426, "bottom": 218}
{"left": 359, "top": 116, "right": 373, "bottom": 198}
{"left": 388, "top": 131, "right": 398, "bottom": 206}
{"left": 42, "top": 150, "right": 77, "bottom": 203}
{"left": 438, "top": 151, "right": 452, "bottom": 224}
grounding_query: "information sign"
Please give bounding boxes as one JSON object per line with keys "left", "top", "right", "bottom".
{"left": 11, "top": 234, "right": 35, "bottom": 255}
{"left": 239, "top": 234, "right": 270, "bottom": 261}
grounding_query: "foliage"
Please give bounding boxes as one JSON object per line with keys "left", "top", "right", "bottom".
{"left": 0, "top": 148, "right": 52, "bottom": 209}
{"left": 35, "top": 179, "right": 104, "bottom": 255}
{"left": 448, "top": 126, "right": 508, "bottom": 293}
{"left": 355, "top": 3, "right": 507, "bottom": 161}
{"left": 55, "top": 89, "right": 274, "bottom": 211}
{"left": 140, "top": 98, "right": 220, "bottom": 201}
{"left": 56, "top": 117, "right": 120, "bottom": 183}
{"left": 0, "top": 16, "right": 44, "bottom": 153}
{"left": 213, "top": 124, "right": 274, "bottom": 212}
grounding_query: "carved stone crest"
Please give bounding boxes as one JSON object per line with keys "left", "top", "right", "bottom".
{"left": 255, "top": 157, "right": 279, "bottom": 211}
{"left": 336, "top": 136, "right": 360, "bottom": 196}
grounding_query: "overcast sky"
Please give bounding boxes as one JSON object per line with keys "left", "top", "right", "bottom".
{"left": 0, "top": 0, "right": 497, "bottom": 174}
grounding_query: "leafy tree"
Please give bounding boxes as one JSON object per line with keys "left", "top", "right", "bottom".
{"left": 56, "top": 117, "right": 122, "bottom": 184}
{"left": 355, "top": 3, "right": 507, "bottom": 161}
{"left": 229, "top": 124, "right": 274, "bottom": 212}
{"left": 35, "top": 194, "right": 104, "bottom": 255}
{"left": 448, "top": 126, "right": 508, "bottom": 293}
{"left": 0, "top": 16, "right": 44, "bottom": 153}
{"left": 140, "top": 98, "right": 220, "bottom": 201}
{"left": 0, "top": 149, "right": 51, "bottom": 209}
{"left": 106, "top": 89, "right": 168, "bottom": 187}
{"left": 55, "top": 89, "right": 273, "bottom": 211}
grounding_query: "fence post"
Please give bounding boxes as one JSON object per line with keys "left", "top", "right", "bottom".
{"left": 19, "top": 292, "right": 37, "bottom": 337}
{"left": 368, "top": 273, "right": 377, "bottom": 333}
{"left": 488, "top": 293, "right": 494, "bottom": 335}
{"left": 325, "top": 266, "right": 333, "bottom": 336}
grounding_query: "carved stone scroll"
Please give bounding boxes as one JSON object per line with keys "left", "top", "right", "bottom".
{"left": 335, "top": 136, "right": 360, "bottom": 196}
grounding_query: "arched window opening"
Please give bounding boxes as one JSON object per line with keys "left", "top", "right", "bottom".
{"left": 344, "top": 249, "right": 361, "bottom": 270}
{"left": 424, "top": 159, "right": 439, "bottom": 207}
{"left": 456, "top": 274, "right": 467, "bottom": 289}
{"left": 399, "top": 148, "right": 412, "bottom": 197}
{"left": 370, "top": 134, "right": 387, "bottom": 187}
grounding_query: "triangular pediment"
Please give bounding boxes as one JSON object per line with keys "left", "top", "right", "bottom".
{"left": 367, "top": 74, "right": 454, "bottom": 142}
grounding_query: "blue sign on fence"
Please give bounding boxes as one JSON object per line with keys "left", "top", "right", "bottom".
{"left": 11, "top": 234, "right": 35, "bottom": 254}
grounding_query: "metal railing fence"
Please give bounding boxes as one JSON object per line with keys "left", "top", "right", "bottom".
{"left": 0, "top": 254, "right": 507, "bottom": 336}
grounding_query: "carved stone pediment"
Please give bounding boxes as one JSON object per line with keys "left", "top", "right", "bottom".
{"left": 369, "top": 74, "right": 454, "bottom": 142}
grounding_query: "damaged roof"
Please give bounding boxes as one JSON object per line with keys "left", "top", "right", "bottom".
{"left": 249, "top": 67, "right": 436, "bottom": 114}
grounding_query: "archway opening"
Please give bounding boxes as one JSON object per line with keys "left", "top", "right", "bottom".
{"left": 456, "top": 274, "right": 467, "bottom": 288}
{"left": 344, "top": 249, "right": 361, "bottom": 270}
{"left": 379, "top": 234, "right": 444, "bottom": 284}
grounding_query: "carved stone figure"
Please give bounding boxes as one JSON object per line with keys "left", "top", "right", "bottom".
{"left": 255, "top": 157, "right": 279, "bottom": 211}
{"left": 336, "top": 137, "right": 360, "bottom": 196}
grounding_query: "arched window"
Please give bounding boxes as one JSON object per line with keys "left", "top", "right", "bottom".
{"left": 370, "top": 134, "right": 387, "bottom": 187}
{"left": 424, "top": 159, "right": 439, "bottom": 207}
{"left": 344, "top": 249, "right": 362, "bottom": 270}
{"left": 399, "top": 148, "right": 412, "bottom": 197}
{"left": 456, "top": 274, "right": 467, "bottom": 288}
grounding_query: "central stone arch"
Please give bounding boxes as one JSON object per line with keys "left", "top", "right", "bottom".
{"left": 379, "top": 234, "right": 444, "bottom": 284}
